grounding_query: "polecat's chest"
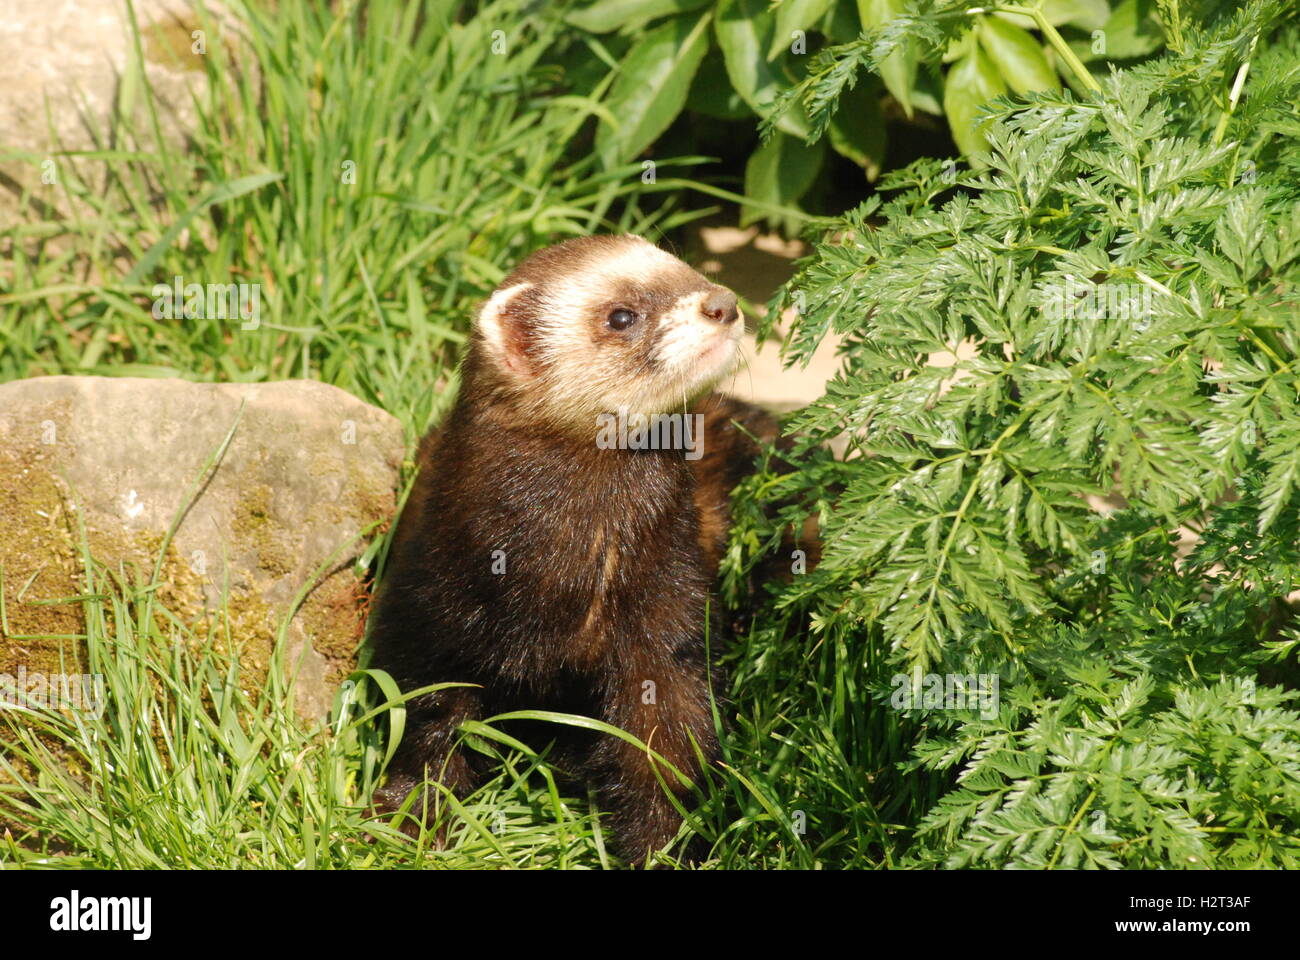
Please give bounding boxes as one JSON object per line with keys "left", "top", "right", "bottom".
{"left": 416, "top": 430, "right": 710, "bottom": 679}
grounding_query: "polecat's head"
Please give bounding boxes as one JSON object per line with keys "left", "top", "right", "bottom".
{"left": 471, "top": 235, "right": 743, "bottom": 428}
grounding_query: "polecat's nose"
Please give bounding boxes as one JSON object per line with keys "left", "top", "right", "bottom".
{"left": 702, "top": 289, "right": 739, "bottom": 324}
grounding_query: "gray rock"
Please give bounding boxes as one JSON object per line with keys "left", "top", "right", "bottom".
{"left": 0, "top": 0, "right": 227, "bottom": 220}
{"left": 0, "top": 376, "right": 406, "bottom": 720}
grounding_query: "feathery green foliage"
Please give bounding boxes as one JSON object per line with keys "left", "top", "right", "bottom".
{"left": 728, "top": 0, "right": 1300, "bottom": 867}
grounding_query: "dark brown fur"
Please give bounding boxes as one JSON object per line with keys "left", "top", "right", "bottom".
{"left": 366, "top": 238, "right": 786, "bottom": 864}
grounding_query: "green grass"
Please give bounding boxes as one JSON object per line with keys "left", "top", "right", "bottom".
{"left": 0, "top": 0, "right": 715, "bottom": 438}
{"left": 0, "top": 537, "right": 896, "bottom": 868}
{"left": 0, "top": 551, "right": 608, "bottom": 868}
{"left": 0, "top": 0, "right": 884, "bottom": 869}
{"left": 0, "top": 498, "right": 832, "bottom": 869}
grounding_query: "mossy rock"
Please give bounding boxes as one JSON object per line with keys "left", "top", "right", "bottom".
{"left": 0, "top": 376, "right": 405, "bottom": 719}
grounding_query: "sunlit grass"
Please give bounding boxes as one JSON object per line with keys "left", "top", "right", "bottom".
{"left": 0, "top": 0, "right": 888, "bottom": 870}
{"left": 0, "top": 0, "right": 712, "bottom": 438}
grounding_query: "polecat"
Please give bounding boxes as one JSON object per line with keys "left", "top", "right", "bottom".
{"left": 367, "top": 234, "right": 785, "bottom": 864}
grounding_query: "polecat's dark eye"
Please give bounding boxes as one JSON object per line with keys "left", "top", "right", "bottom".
{"left": 607, "top": 308, "right": 637, "bottom": 331}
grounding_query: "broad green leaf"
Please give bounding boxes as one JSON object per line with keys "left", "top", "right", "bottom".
{"left": 910, "top": 69, "right": 944, "bottom": 116}
{"left": 828, "top": 79, "right": 887, "bottom": 181}
{"left": 821, "top": 0, "right": 861, "bottom": 43}
{"left": 995, "top": 0, "right": 1109, "bottom": 30}
{"left": 978, "top": 16, "right": 1058, "bottom": 95}
{"left": 991, "top": 10, "right": 1036, "bottom": 29}
{"left": 742, "top": 130, "right": 824, "bottom": 227}
{"left": 595, "top": 12, "right": 712, "bottom": 166}
{"left": 943, "top": 30, "right": 976, "bottom": 64}
{"left": 943, "top": 44, "right": 1006, "bottom": 157}
{"left": 768, "top": 0, "right": 833, "bottom": 60}
{"left": 1042, "top": 0, "right": 1110, "bottom": 30}
{"left": 566, "top": 0, "right": 711, "bottom": 34}
{"left": 1098, "top": 0, "right": 1164, "bottom": 59}
{"left": 857, "top": 0, "right": 917, "bottom": 118}
{"left": 716, "top": 0, "right": 811, "bottom": 137}
{"left": 687, "top": 49, "right": 751, "bottom": 120}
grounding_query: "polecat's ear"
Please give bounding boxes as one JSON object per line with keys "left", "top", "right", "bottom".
{"left": 476, "top": 281, "right": 536, "bottom": 378}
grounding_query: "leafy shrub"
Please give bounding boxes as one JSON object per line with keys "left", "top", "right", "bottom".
{"left": 773, "top": 0, "right": 1169, "bottom": 156}
{"left": 562, "top": 0, "right": 1169, "bottom": 227}
{"left": 728, "top": 0, "right": 1300, "bottom": 867}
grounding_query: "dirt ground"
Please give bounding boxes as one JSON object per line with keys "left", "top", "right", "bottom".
{"left": 688, "top": 220, "right": 845, "bottom": 412}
